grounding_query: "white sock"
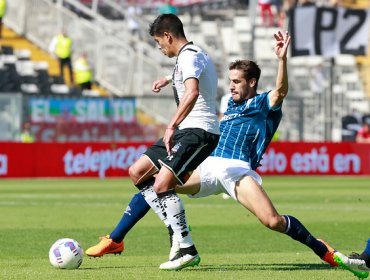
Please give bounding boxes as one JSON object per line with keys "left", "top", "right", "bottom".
{"left": 140, "top": 185, "right": 169, "bottom": 226}
{"left": 158, "top": 191, "right": 194, "bottom": 248}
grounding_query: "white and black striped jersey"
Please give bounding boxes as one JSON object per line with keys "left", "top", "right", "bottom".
{"left": 172, "top": 42, "right": 220, "bottom": 135}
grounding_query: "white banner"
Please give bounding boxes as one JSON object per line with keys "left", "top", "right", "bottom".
{"left": 289, "top": 6, "right": 370, "bottom": 57}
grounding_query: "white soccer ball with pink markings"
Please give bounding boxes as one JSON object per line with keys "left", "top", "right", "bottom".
{"left": 49, "top": 238, "right": 83, "bottom": 269}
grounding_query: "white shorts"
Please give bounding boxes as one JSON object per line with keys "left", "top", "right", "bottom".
{"left": 188, "top": 156, "right": 262, "bottom": 201}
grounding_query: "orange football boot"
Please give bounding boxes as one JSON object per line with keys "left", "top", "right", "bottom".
{"left": 86, "top": 236, "right": 124, "bottom": 257}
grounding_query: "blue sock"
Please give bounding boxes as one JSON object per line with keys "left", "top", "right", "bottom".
{"left": 360, "top": 238, "right": 370, "bottom": 267}
{"left": 364, "top": 238, "right": 370, "bottom": 256}
{"left": 283, "top": 215, "right": 327, "bottom": 258}
{"left": 110, "top": 192, "right": 150, "bottom": 243}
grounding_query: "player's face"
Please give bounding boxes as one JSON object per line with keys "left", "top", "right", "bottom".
{"left": 229, "top": 69, "right": 254, "bottom": 103}
{"left": 153, "top": 33, "right": 175, "bottom": 58}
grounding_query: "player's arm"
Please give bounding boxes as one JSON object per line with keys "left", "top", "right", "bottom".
{"left": 163, "top": 78, "right": 199, "bottom": 154}
{"left": 152, "top": 75, "right": 172, "bottom": 93}
{"left": 269, "top": 31, "right": 291, "bottom": 108}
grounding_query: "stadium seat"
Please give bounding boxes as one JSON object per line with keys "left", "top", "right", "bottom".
{"left": 21, "top": 84, "right": 40, "bottom": 95}
{"left": 0, "top": 45, "right": 14, "bottom": 55}
{"left": 82, "top": 90, "right": 100, "bottom": 97}
{"left": 50, "top": 84, "right": 70, "bottom": 95}
{"left": 14, "top": 49, "right": 32, "bottom": 61}
{"left": 20, "top": 75, "right": 38, "bottom": 84}
{"left": 16, "top": 61, "right": 36, "bottom": 76}
{"left": 49, "top": 75, "right": 65, "bottom": 85}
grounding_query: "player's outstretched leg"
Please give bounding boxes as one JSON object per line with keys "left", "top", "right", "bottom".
{"left": 86, "top": 192, "right": 150, "bottom": 257}
{"left": 282, "top": 215, "right": 368, "bottom": 278}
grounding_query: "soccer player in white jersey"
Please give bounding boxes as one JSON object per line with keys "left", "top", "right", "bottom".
{"left": 85, "top": 30, "right": 368, "bottom": 278}
{"left": 86, "top": 14, "right": 220, "bottom": 271}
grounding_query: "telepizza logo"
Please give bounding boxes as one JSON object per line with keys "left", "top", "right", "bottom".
{"left": 63, "top": 146, "right": 147, "bottom": 178}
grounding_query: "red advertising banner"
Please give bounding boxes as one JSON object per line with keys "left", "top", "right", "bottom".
{"left": 0, "top": 142, "right": 370, "bottom": 178}
{"left": 0, "top": 142, "right": 151, "bottom": 178}
{"left": 258, "top": 142, "right": 370, "bottom": 175}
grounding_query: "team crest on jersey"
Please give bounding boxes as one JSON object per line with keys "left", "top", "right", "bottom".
{"left": 167, "top": 142, "right": 182, "bottom": 161}
{"left": 172, "top": 142, "right": 182, "bottom": 153}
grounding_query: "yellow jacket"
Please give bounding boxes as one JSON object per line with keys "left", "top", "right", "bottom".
{"left": 74, "top": 56, "right": 92, "bottom": 84}
{"left": 55, "top": 34, "right": 72, "bottom": 59}
{"left": 0, "top": 0, "right": 6, "bottom": 18}
{"left": 21, "top": 132, "right": 35, "bottom": 143}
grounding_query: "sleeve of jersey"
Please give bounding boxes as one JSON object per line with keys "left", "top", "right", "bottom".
{"left": 178, "top": 51, "right": 205, "bottom": 82}
{"left": 265, "top": 91, "right": 282, "bottom": 111}
{"left": 254, "top": 92, "right": 271, "bottom": 113}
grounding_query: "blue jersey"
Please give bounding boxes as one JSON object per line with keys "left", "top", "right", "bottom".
{"left": 212, "top": 91, "right": 282, "bottom": 170}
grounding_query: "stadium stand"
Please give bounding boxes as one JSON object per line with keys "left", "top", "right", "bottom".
{"left": 1, "top": 0, "right": 370, "bottom": 142}
{"left": 0, "top": 25, "right": 163, "bottom": 142}
{"left": 0, "top": 26, "right": 109, "bottom": 97}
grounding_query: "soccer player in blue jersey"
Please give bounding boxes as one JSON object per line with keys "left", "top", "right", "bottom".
{"left": 85, "top": 30, "right": 368, "bottom": 278}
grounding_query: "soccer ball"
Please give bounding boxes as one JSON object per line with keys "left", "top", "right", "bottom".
{"left": 49, "top": 238, "right": 84, "bottom": 269}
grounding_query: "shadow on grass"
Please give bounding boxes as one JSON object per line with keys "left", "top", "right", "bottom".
{"left": 192, "top": 263, "right": 332, "bottom": 272}
{"left": 79, "top": 263, "right": 331, "bottom": 272}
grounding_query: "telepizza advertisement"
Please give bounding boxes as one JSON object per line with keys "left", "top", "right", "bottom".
{"left": 0, "top": 142, "right": 369, "bottom": 178}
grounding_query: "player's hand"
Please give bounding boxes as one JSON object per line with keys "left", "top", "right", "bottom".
{"left": 274, "top": 31, "right": 291, "bottom": 60}
{"left": 163, "top": 127, "right": 175, "bottom": 156}
{"left": 152, "top": 77, "right": 169, "bottom": 93}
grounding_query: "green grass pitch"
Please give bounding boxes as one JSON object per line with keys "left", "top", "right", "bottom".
{"left": 0, "top": 176, "right": 369, "bottom": 280}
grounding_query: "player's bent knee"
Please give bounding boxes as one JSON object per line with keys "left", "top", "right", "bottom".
{"left": 153, "top": 181, "right": 169, "bottom": 194}
{"left": 263, "top": 216, "right": 283, "bottom": 232}
{"left": 128, "top": 165, "right": 139, "bottom": 185}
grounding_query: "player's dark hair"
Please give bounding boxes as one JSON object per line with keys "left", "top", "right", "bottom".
{"left": 229, "top": 60, "right": 261, "bottom": 89}
{"left": 149, "top": 14, "right": 186, "bottom": 38}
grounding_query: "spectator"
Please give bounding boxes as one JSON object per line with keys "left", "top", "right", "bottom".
{"left": 158, "top": 0, "right": 178, "bottom": 14}
{"left": 49, "top": 30, "right": 74, "bottom": 85}
{"left": 127, "top": 5, "right": 142, "bottom": 37}
{"left": 258, "top": 0, "right": 274, "bottom": 27}
{"left": 73, "top": 52, "right": 92, "bottom": 91}
{"left": 20, "top": 123, "right": 35, "bottom": 143}
{"left": 356, "top": 118, "right": 370, "bottom": 143}
{"left": 0, "top": 0, "right": 6, "bottom": 39}
{"left": 273, "top": 0, "right": 284, "bottom": 27}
